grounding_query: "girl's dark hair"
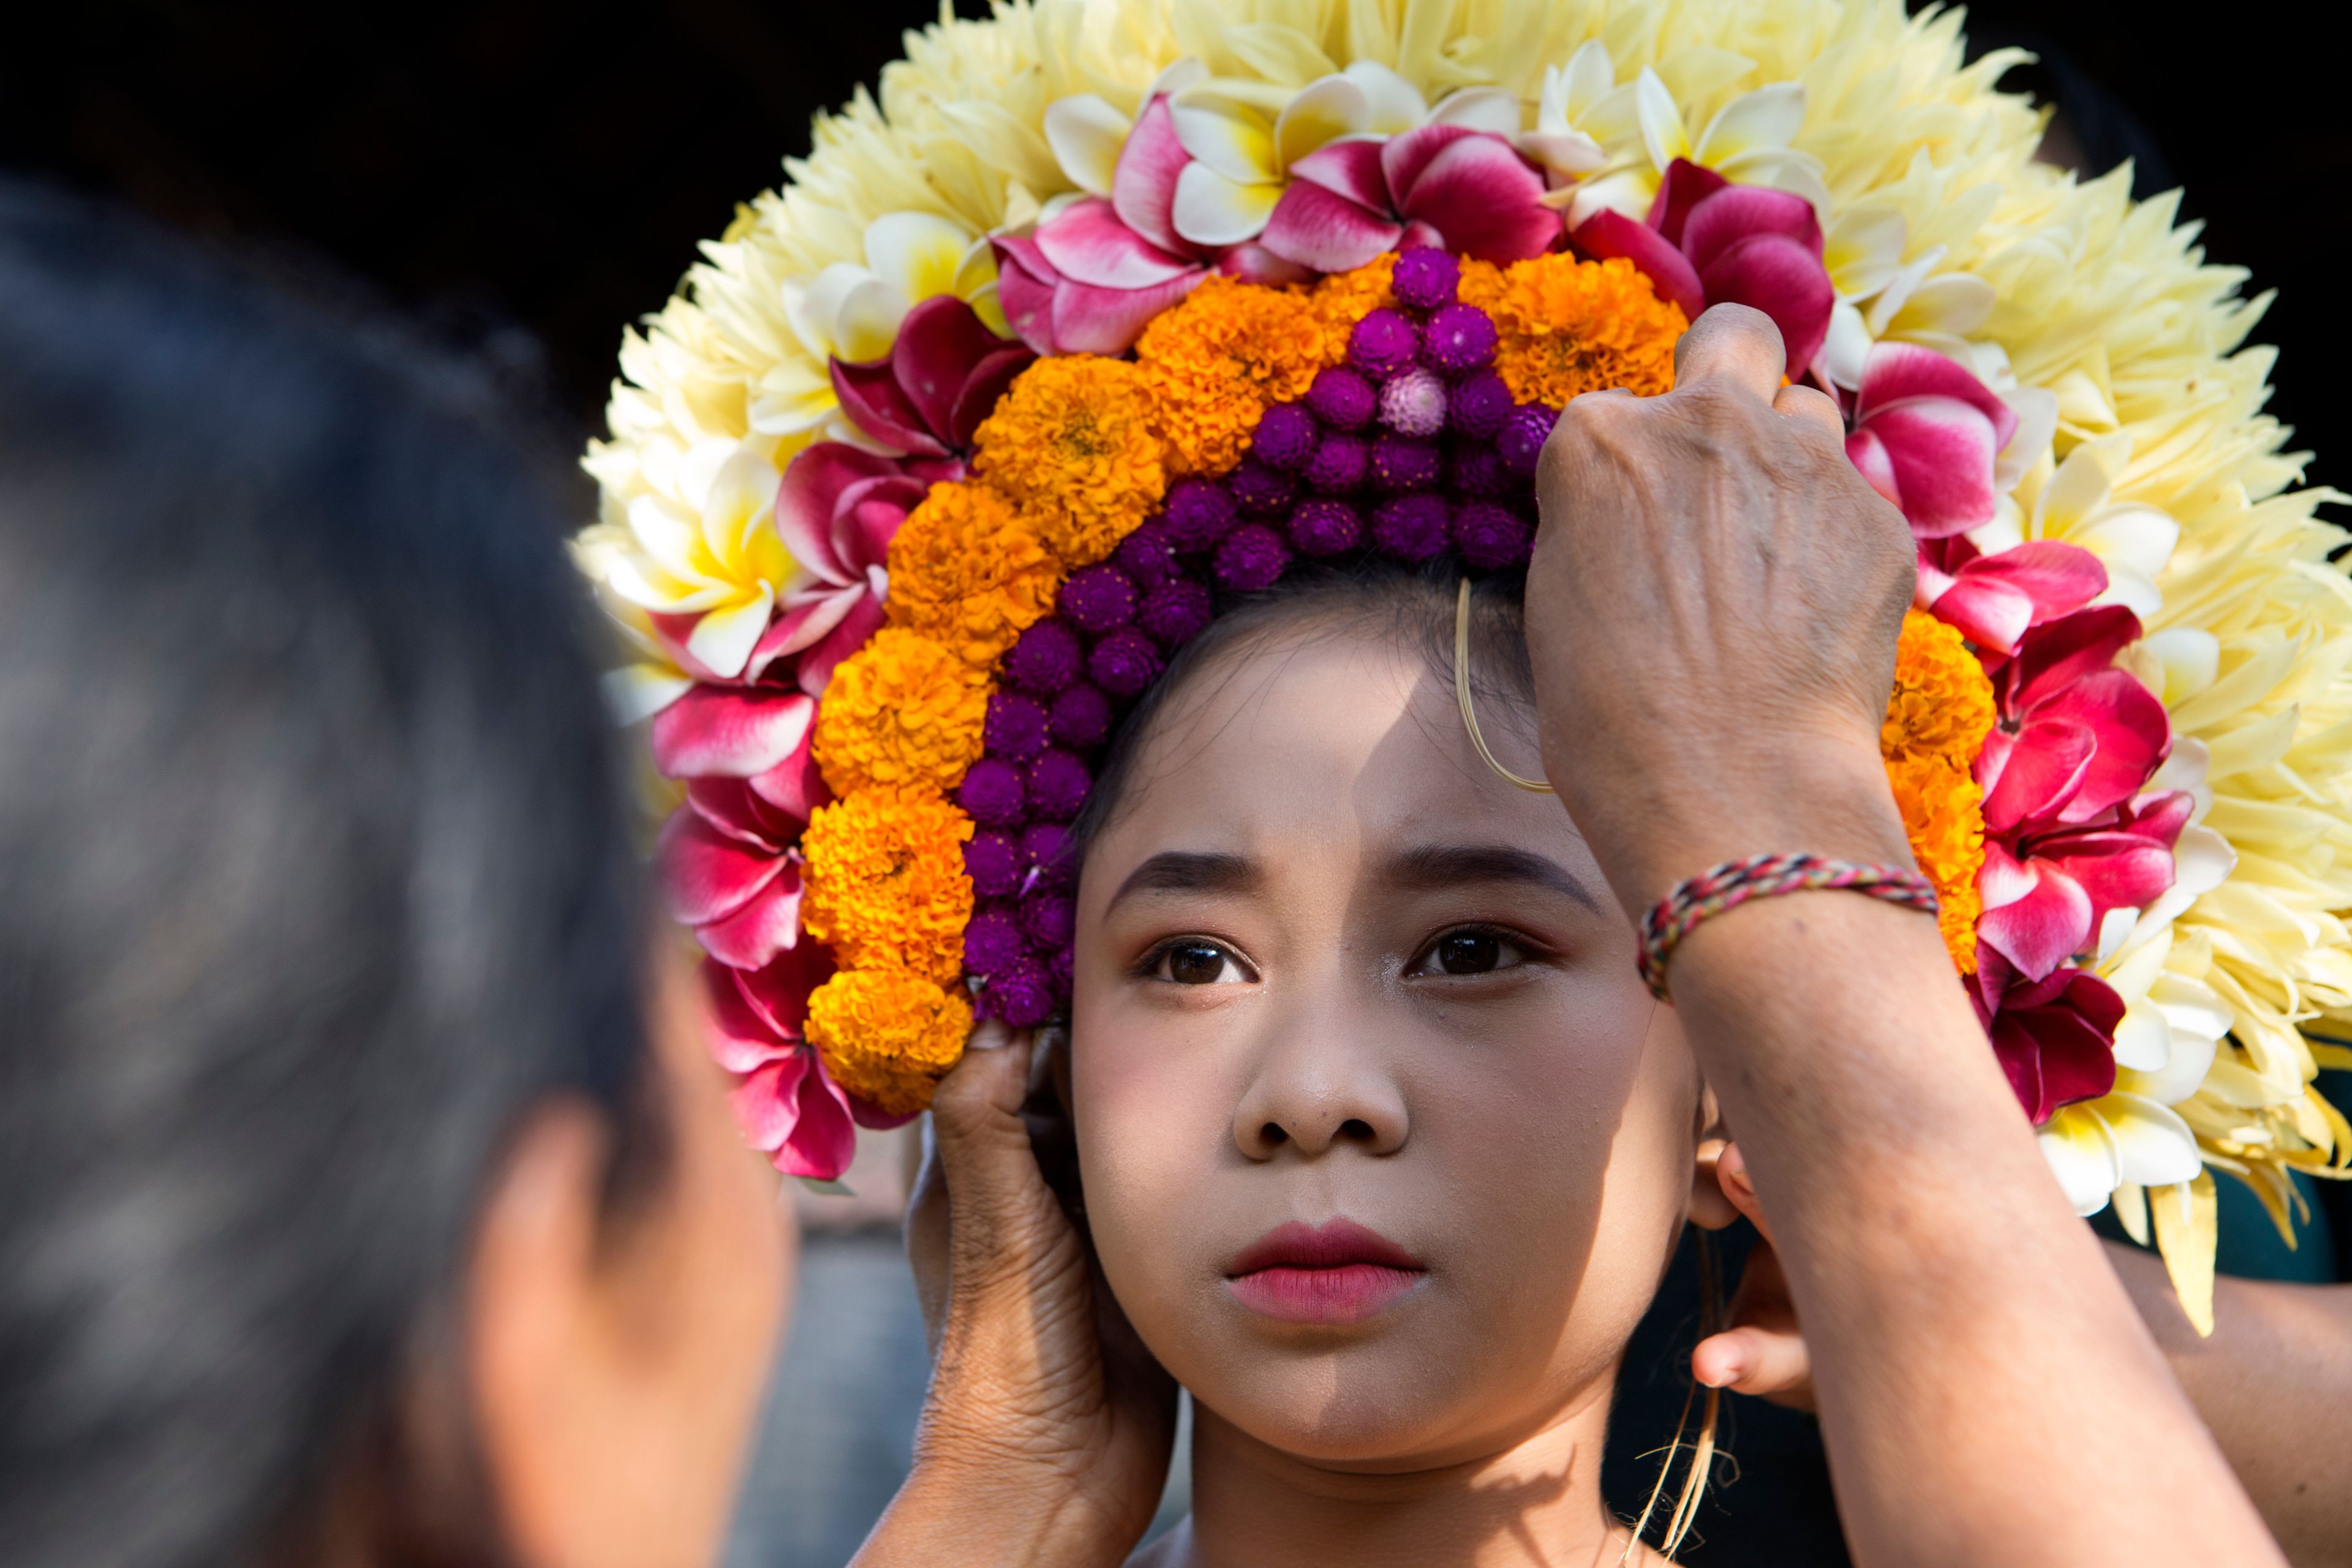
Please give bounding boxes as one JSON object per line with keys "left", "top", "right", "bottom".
{"left": 0, "top": 183, "right": 654, "bottom": 1566}
{"left": 1069, "top": 557, "right": 1534, "bottom": 858}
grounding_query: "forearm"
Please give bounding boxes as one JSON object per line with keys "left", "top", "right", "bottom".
{"left": 2107, "top": 1241, "right": 2352, "bottom": 1567}
{"left": 1672, "top": 893, "right": 2281, "bottom": 1568}
{"left": 853, "top": 1460, "right": 1126, "bottom": 1568}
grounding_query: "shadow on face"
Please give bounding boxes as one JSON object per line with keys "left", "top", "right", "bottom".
{"left": 1069, "top": 617, "right": 1706, "bottom": 1471}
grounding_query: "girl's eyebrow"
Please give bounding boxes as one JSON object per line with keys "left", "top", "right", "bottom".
{"left": 1381, "top": 842, "right": 1602, "bottom": 912}
{"left": 1107, "top": 850, "right": 1259, "bottom": 912}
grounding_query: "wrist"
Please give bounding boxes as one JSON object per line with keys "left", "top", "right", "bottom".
{"left": 862, "top": 1456, "right": 1133, "bottom": 1568}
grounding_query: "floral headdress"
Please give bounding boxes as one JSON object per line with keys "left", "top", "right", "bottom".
{"left": 574, "top": 0, "right": 2351, "bottom": 1332}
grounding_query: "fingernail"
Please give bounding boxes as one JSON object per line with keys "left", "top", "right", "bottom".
{"left": 965, "top": 1020, "right": 1016, "bottom": 1051}
{"left": 1695, "top": 1360, "right": 1740, "bottom": 1390}
{"left": 1719, "top": 1145, "right": 1746, "bottom": 1185}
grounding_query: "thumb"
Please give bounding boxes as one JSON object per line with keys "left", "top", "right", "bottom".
{"left": 927, "top": 1020, "right": 1066, "bottom": 1284}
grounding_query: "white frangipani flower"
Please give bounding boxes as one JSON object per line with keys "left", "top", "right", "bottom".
{"left": 591, "top": 440, "right": 797, "bottom": 681}
{"left": 1563, "top": 64, "right": 1827, "bottom": 227}
{"left": 1518, "top": 40, "right": 1616, "bottom": 181}
{"left": 2039, "top": 1093, "right": 2207, "bottom": 1217}
{"left": 1970, "top": 437, "right": 2182, "bottom": 619}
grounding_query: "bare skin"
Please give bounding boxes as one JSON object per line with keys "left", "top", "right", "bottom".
{"left": 1523, "top": 304, "right": 2283, "bottom": 1568}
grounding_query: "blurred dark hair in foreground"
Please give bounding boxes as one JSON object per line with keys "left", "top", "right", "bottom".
{"left": 0, "top": 179, "right": 654, "bottom": 1566}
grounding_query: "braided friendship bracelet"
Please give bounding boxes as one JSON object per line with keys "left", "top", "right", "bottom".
{"left": 1637, "top": 854, "right": 1940, "bottom": 1001}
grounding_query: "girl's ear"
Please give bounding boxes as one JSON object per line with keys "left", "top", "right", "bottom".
{"left": 1688, "top": 1082, "right": 1740, "bottom": 1231}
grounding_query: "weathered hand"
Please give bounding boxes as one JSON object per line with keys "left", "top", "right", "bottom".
{"left": 1523, "top": 304, "right": 1918, "bottom": 919}
{"left": 862, "top": 1022, "right": 1177, "bottom": 1568}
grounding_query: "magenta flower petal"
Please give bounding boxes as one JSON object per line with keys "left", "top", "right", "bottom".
{"left": 1857, "top": 395, "right": 2002, "bottom": 538}
{"left": 793, "top": 587, "right": 889, "bottom": 698}
{"left": 696, "top": 859, "right": 806, "bottom": 970}
{"left": 2032, "top": 669, "right": 2171, "bottom": 825}
{"left": 733, "top": 943, "right": 834, "bottom": 1042}
{"left": 1920, "top": 541, "right": 2108, "bottom": 655}
{"left": 731, "top": 1055, "right": 809, "bottom": 1151}
{"left": 892, "top": 295, "right": 1009, "bottom": 444}
{"left": 2041, "top": 834, "right": 2178, "bottom": 924}
{"left": 1112, "top": 95, "right": 1193, "bottom": 257}
{"left": 745, "top": 737, "right": 831, "bottom": 823}
{"left": 1288, "top": 137, "right": 1393, "bottom": 210}
{"left": 1977, "top": 842, "right": 2094, "bottom": 981}
{"left": 1036, "top": 197, "right": 1198, "bottom": 290}
{"left": 1398, "top": 134, "right": 1558, "bottom": 263}
{"left": 992, "top": 234, "right": 1062, "bottom": 355}
{"left": 2013, "top": 606, "right": 2146, "bottom": 706}
{"left": 1046, "top": 269, "right": 1204, "bottom": 356}
{"left": 686, "top": 777, "right": 794, "bottom": 848}
{"left": 763, "top": 583, "right": 862, "bottom": 668}
{"left": 648, "top": 686, "right": 815, "bottom": 780}
{"left": 1978, "top": 713, "right": 2097, "bottom": 832}
{"left": 1644, "top": 158, "right": 1730, "bottom": 247}
{"left": 1259, "top": 179, "right": 1406, "bottom": 275}
{"left": 950, "top": 346, "right": 1038, "bottom": 448}
{"left": 776, "top": 1063, "right": 859, "bottom": 1180}
{"left": 1572, "top": 209, "right": 1704, "bottom": 320}
{"left": 1697, "top": 232, "right": 1831, "bottom": 375}
{"left": 1679, "top": 184, "right": 1822, "bottom": 274}
{"left": 1218, "top": 244, "right": 1316, "bottom": 285}
{"left": 830, "top": 355, "right": 944, "bottom": 458}
{"left": 658, "top": 809, "right": 791, "bottom": 926}
{"left": 777, "top": 443, "right": 902, "bottom": 582}
{"left": 1856, "top": 341, "right": 2016, "bottom": 447}
{"left": 704, "top": 958, "right": 794, "bottom": 1074}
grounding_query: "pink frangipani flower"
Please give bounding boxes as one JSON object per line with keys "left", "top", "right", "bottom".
{"left": 1915, "top": 536, "right": 2108, "bottom": 657}
{"left": 1972, "top": 949, "right": 2124, "bottom": 1125}
{"left": 1574, "top": 159, "right": 1833, "bottom": 377}
{"left": 1258, "top": 125, "right": 1558, "bottom": 274}
{"left": 1977, "top": 791, "right": 2191, "bottom": 982}
{"left": 1844, "top": 342, "right": 2018, "bottom": 538}
{"left": 829, "top": 295, "right": 1032, "bottom": 459}
{"left": 765, "top": 442, "right": 933, "bottom": 696}
{"left": 703, "top": 952, "right": 856, "bottom": 1180}
{"left": 1975, "top": 606, "right": 2172, "bottom": 835}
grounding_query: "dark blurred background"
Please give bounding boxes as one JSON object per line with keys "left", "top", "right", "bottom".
{"left": 2, "top": 1, "right": 2343, "bottom": 499}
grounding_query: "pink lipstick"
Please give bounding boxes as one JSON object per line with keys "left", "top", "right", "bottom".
{"left": 1224, "top": 1218, "right": 1427, "bottom": 1325}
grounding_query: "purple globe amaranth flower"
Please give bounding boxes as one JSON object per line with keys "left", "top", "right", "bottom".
{"left": 1115, "top": 519, "right": 1178, "bottom": 587}
{"left": 957, "top": 757, "right": 1026, "bottom": 827}
{"left": 1306, "top": 366, "right": 1377, "bottom": 429}
{"left": 1048, "top": 682, "right": 1113, "bottom": 748}
{"left": 1061, "top": 563, "right": 1138, "bottom": 633}
{"left": 1447, "top": 371, "right": 1513, "bottom": 439}
{"left": 982, "top": 956, "right": 1055, "bottom": 1028}
{"left": 1021, "top": 822, "right": 1073, "bottom": 890}
{"left": 1026, "top": 750, "right": 1093, "bottom": 820}
{"left": 1163, "top": 477, "right": 1235, "bottom": 551}
{"left": 1371, "top": 436, "right": 1441, "bottom": 492}
{"left": 1379, "top": 369, "right": 1448, "bottom": 437}
{"left": 1348, "top": 309, "right": 1419, "bottom": 379}
{"left": 1140, "top": 576, "right": 1213, "bottom": 646}
{"left": 1373, "top": 494, "right": 1451, "bottom": 562}
{"left": 1450, "top": 443, "right": 1512, "bottom": 498}
{"left": 1499, "top": 404, "right": 1558, "bottom": 476}
{"left": 1305, "top": 434, "right": 1368, "bottom": 493}
{"left": 1227, "top": 459, "right": 1295, "bottom": 517}
{"left": 1251, "top": 402, "right": 1319, "bottom": 471}
{"left": 984, "top": 690, "right": 1050, "bottom": 763}
{"left": 1006, "top": 618, "right": 1084, "bottom": 694}
{"left": 1422, "top": 304, "right": 1498, "bottom": 373}
{"left": 964, "top": 830, "right": 1025, "bottom": 898}
{"left": 1453, "top": 502, "right": 1534, "bottom": 571}
{"left": 1088, "top": 627, "right": 1164, "bottom": 698}
{"left": 963, "top": 904, "right": 1027, "bottom": 973}
{"left": 1288, "top": 498, "right": 1363, "bottom": 557}
{"left": 1216, "top": 523, "right": 1291, "bottom": 591}
{"left": 1019, "top": 891, "right": 1077, "bottom": 951}
{"left": 1391, "top": 247, "right": 1460, "bottom": 311}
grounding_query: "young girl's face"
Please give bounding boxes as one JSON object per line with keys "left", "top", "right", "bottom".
{"left": 1071, "top": 621, "right": 1706, "bottom": 1466}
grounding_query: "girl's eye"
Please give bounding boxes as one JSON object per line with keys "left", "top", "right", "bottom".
{"left": 1152, "top": 940, "right": 1253, "bottom": 986}
{"left": 1417, "top": 928, "right": 1529, "bottom": 976}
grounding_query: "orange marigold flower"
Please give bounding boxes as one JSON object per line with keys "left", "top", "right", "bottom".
{"left": 973, "top": 356, "right": 1164, "bottom": 566}
{"left": 1882, "top": 611, "right": 1998, "bottom": 973}
{"left": 1459, "top": 254, "right": 1685, "bottom": 407}
{"left": 800, "top": 787, "right": 974, "bottom": 984}
{"left": 1306, "top": 253, "right": 1396, "bottom": 355}
{"left": 885, "top": 480, "right": 1060, "bottom": 668}
{"left": 1137, "top": 277, "right": 1327, "bottom": 475}
{"left": 1883, "top": 609, "right": 1997, "bottom": 766}
{"left": 812, "top": 628, "right": 989, "bottom": 797}
{"left": 805, "top": 967, "right": 971, "bottom": 1117}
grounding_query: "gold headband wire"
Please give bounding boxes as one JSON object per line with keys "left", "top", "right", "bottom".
{"left": 1454, "top": 578, "right": 1556, "bottom": 794}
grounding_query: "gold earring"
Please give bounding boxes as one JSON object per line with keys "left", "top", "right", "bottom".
{"left": 1454, "top": 578, "right": 1555, "bottom": 794}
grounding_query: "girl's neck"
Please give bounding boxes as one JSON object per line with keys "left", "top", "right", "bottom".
{"left": 1148, "top": 1384, "right": 1667, "bottom": 1568}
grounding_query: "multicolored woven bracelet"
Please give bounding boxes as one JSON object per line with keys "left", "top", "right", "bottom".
{"left": 1637, "top": 854, "right": 1940, "bottom": 1001}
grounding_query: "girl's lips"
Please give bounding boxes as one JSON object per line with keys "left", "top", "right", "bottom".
{"left": 1223, "top": 1218, "right": 1427, "bottom": 1325}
